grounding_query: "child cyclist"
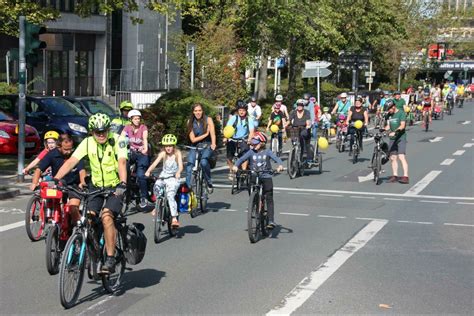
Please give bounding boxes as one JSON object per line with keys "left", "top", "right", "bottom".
{"left": 320, "top": 107, "right": 332, "bottom": 130}
{"left": 232, "top": 132, "right": 284, "bottom": 229}
{"left": 145, "top": 134, "right": 183, "bottom": 228}
{"left": 23, "top": 130, "right": 59, "bottom": 175}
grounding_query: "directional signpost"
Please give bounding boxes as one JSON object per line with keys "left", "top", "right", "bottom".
{"left": 364, "top": 62, "right": 375, "bottom": 91}
{"left": 303, "top": 61, "right": 332, "bottom": 106}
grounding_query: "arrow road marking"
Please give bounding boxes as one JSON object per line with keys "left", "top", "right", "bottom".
{"left": 404, "top": 170, "right": 442, "bottom": 195}
{"left": 429, "top": 136, "right": 444, "bottom": 143}
{"left": 461, "top": 121, "right": 471, "bottom": 125}
{"left": 463, "top": 143, "right": 473, "bottom": 148}
{"left": 453, "top": 150, "right": 465, "bottom": 156}
{"left": 440, "top": 159, "right": 455, "bottom": 165}
{"left": 358, "top": 171, "right": 374, "bottom": 182}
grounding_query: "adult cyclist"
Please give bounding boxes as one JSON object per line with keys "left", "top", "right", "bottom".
{"left": 346, "top": 96, "right": 369, "bottom": 156}
{"left": 111, "top": 100, "right": 133, "bottom": 134}
{"left": 288, "top": 99, "right": 313, "bottom": 162}
{"left": 331, "top": 92, "right": 352, "bottom": 116}
{"left": 421, "top": 92, "right": 433, "bottom": 126}
{"left": 273, "top": 94, "right": 289, "bottom": 120}
{"left": 55, "top": 113, "right": 128, "bottom": 275}
{"left": 247, "top": 95, "right": 262, "bottom": 128}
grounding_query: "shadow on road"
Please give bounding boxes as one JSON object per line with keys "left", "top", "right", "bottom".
{"left": 118, "top": 268, "right": 166, "bottom": 293}
{"left": 270, "top": 225, "right": 293, "bottom": 239}
{"left": 207, "top": 201, "right": 232, "bottom": 210}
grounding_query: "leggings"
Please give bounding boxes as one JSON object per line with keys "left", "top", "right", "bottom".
{"left": 154, "top": 177, "right": 179, "bottom": 217}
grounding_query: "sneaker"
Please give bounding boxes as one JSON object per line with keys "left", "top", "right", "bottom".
{"left": 228, "top": 172, "right": 233, "bottom": 181}
{"left": 171, "top": 217, "right": 180, "bottom": 228}
{"left": 100, "top": 256, "right": 115, "bottom": 275}
{"left": 207, "top": 183, "right": 214, "bottom": 194}
{"left": 139, "top": 198, "right": 150, "bottom": 208}
{"left": 388, "top": 176, "right": 399, "bottom": 183}
{"left": 266, "top": 222, "right": 276, "bottom": 230}
{"left": 398, "top": 176, "right": 409, "bottom": 184}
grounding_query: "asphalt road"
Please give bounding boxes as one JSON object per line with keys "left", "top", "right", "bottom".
{"left": 0, "top": 103, "right": 473, "bottom": 315}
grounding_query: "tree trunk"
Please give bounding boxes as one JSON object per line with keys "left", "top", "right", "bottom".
{"left": 257, "top": 54, "right": 268, "bottom": 100}
{"left": 287, "top": 36, "right": 298, "bottom": 100}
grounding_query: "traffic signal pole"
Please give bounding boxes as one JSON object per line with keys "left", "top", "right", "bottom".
{"left": 17, "top": 16, "right": 26, "bottom": 182}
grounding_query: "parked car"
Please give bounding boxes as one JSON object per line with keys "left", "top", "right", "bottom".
{"left": 62, "top": 96, "right": 118, "bottom": 118}
{"left": 0, "top": 110, "right": 41, "bottom": 157}
{"left": 0, "top": 95, "right": 89, "bottom": 145}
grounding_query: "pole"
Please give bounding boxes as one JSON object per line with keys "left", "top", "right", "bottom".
{"left": 317, "top": 66, "right": 321, "bottom": 107}
{"left": 18, "top": 16, "right": 26, "bottom": 182}
{"left": 277, "top": 68, "right": 281, "bottom": 94}
{"left": 139, "top": 61, "right": 144, "bottom": 90}
{"left": 254, "top": 66, "right": 259, "bottom": 95}
{"left": 368, "top": 61, "right": 373, "bottom": 91}
{"left": 157, "top": 31, "right": 161, "bottom": 89}
{"left": 190, "top": 45, "right": 195, "bottom": 90}
{"left": 398, "top": 67, "right": 402, "bottom": 91}
{"left": 274, "top": 58, "right": 277, "bottom": 95}
{"left": 164, "top": 12, "right": 169, "bottom": 91}
{"left": 6, "top": 52, "right": 10, "bottom": 85}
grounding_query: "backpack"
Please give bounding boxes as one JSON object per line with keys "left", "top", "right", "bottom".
{"left": 123, "top": 222, "right": 147, "bottom": 265}
{"left": 232, "top": 115, "right": 249, "bottom": 136}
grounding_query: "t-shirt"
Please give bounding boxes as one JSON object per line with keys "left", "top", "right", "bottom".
{"left": 226, "top": 115, "right": 255, "bottom": 139}
{"left": 393, "top": 98, "right": 406, "bottom": 111}
{"left": 247, "top": 104, "right": 262, "bottom": 122}
{"left": 234, "top": 148, "right": 284, "bottom": 179}
{"left": 270, "top": 112, "right": 284, "bottom": 127}
{"left": 39, "top": 148, "right": 84, "bottom": 185}
{"left": 387, "top": 110, "right": 407, "bottom": 140}
{"left": 123, "top": 124, "right": 147, "bottom": 151}
{"left": 349, "top": 106, "right": 366, "bottom": 122}
{"left": 336, "top": 100, "right": 351, "bottom": 114}
{"left": 72, "top": 133, "right": 128, "bottom": 187}
{"left": 422, "top": 98, "right": 432, "bottom": 108}
{"left": 272, "top": 103, "right": 289, "bottom": 118}
{"left": 289, "top": 109, "right": 310, "bottom": 127}
{"left": 37, "top": 148, "right": 49, "bottom": 160}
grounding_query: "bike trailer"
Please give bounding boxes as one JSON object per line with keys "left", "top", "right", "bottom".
{"left": 123, "top": 222, "right": 147, "bottom": 265}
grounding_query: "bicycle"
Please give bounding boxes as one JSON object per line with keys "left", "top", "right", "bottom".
{"left": 185, "top": 144, "right": 210, "bottom": 217}
{"left": 456, "top": 95, "right": 464, "bottom": 108}
{"left": 229, "top": 138, "right": 250, "bottom": 195}
{"left": 270, "top": 131, "right": 282, "bottom": 157}
{"left": 422, "top": 109, "right": 430, "bottom": 132}
{"left": 153, "top": 176, "right": 179, "bottom": 243}
{"left": 445, "top": 96, "right": 454, "bottom": 115}
{"left": 58, "top": 187, "right": 126, "bottom": 309}
{"left": 348, "top": 123, "right": 363, "bottom": 164}
{"left": 247, "top": 170, "right": 281, "bottom": 243}
{"left": 335, "top": 123, "right": 348, "bottom": 153}
{"left": 287, "top": 127, "right": 306, "bottom": 179}
{"left": 369, "top": 129, "right": 388, "bottom": 185}
{"left": 123, "top": 157, "right": 156, "bottom": 215}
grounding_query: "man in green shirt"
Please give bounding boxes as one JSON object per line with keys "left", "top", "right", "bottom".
{"left": 393, "top": 91, "right": 406, "bottom": 111}
{"left": 55, "top": 113, "right": 128, "bottom": 274}
{"left": 384, "top": 100, "right": 409, "bottom": 184}
{"left": 111, "top": 100, "right": 133, "bottom": 134}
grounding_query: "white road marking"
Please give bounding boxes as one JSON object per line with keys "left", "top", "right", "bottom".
{"left": 461, "top": 120, "right": 471, "bottom": 125}
{"left": 358, "top": 171, "right": 374, "bottom": 182}
{"left": 397, "top": 220, "right": 433, "bottom": 225}
{"left": 77, "top": 295, "right": 114, "bottom": 316}
{"left": 280, "top": 212, "right": 310, "bottom": 216}
{"left": 429, "top": 136, "right": 444, "bottom": 143}
{"left": 288, "top": 192, "right": 312, "bottom": 195}
{"left": 0, "top": 221, "right": 24, "bottom": 233}
{"left": 318, "top": 193, "right": 343, "bottom": 197}
{"left": 212, "top": 184, "right": 474, "bottom": 200}
{"left": 383, "top": 197, "right": 412, "bottom": 201}
{"left": 440, "top": 158, "right": 455, "bottom": 166}
{"left": 362, "top": 137, "right": 374, "bottom": 143}
{"left": 420, "top": 200, "right": 449, "bottom": 204}
{"left": 350, "top": 195, "right": 375, "bottom": 200}
{"left": 218, "top": 209, "right": 240, "bottom": 212}
{"left": 463, "top": 143, "right": 473, "bottom": 148}
{"left": 456, "top": 202, "right": 474, "bottom": 205}
{"left": 212, "top": 165, "right": 230, "bottom": 172}
{"left": 267, "top": 220, "right": 387, "bottom": 315}
{"left": 453, "top": 150, "right": 465, "bottom": 156}
{"left": 403, "top": 170, "right": 442, "bottom": 195}
{"left": 356, "top": 217, "right": 387, "bottom": 221}
{"left": 317, "top": 215, "right": 346, "bottom": 219}
{"left": 444, "top": 223, "right": 474, "bottom": 227}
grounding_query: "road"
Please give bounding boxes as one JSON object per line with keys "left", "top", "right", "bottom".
{"left": 0, "top": 103, "right": 473, "bottom": 314}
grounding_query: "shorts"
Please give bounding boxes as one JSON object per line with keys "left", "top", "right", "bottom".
{"left": 389, "top": 138, "right": 407, "bottom": 155}
{"left": 65, "top": 184, "right": 82, "bottom": 201}
{"left": 87, "top": 185, "right": 123, "bottom": 217}
{"left": 226, "top": 139, "right": 249, "bottom": 160}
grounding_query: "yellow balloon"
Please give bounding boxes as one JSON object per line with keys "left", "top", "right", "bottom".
{"left": 270, "top": 124, "right": 279, "bottom": 133}
{"left": 404, "top": 106, "right": 411, "bottom": 113}
{"left": 417, "top": 105, "right": 423, "bottom": 111}
{"left": 354, "top": 120, "right": 363, "bottom": 129}
{"left": 223, "top": 125, "right": 235, "bottom": 138}
{"left": 330, "top": 127, "right": 336, "bottom": 136}
{"left": 318, "top": 137, "right": 329, "bottom": 150}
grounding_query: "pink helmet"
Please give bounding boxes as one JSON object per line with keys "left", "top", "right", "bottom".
{"left": 338, "top": 114, "right": 346, "bottom": 120}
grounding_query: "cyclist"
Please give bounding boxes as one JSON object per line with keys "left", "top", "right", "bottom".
{"left": 312, "top": 97, "right": 322, "bottom": 139}
{"left": 273, "top": 94, "right": 289, "bottom": 120}
{"left": 331, "top": 92, "right": 351, "bottom": 116}
{"left": 392, "top": 91, "right": 406, "bottom": 111}
{"left": 110, "top": 100, "right": 133, "bottom": 134}
{"left": 362, "top": 94, "right": 371, "bottom": 111}
{"left": 289, "top": 99, "right": 313, "bottom": 162}
{"left": 456, "top": 83, "right": 465, "bottom": 107}
{"left": 225, "top": 100, "right": 255, "bottom": 180}
{"left": 421, "top": 92, "right": 433, "bottom": 126}
{"left": 54, "top": 113, "right": 128, "bottom": 275}
{"left": 121, "top": 109, "right": 151, "bottom": 208}
{"left": 385, "top": 101, "right": 409, "bottom": 184}
{"left": 266, "top": 103, "right": 287, "bottom": 153}
{"left": 320, "top": 107, "right": 332, "bottom": 131}
{"left": 185, "top": 103, "right": 216, "bottom": 193}
{"left": 145, "top": 134, "right": 183, "bottom": 228}
{"left": 346, "top": 96, "right": 369, "bottom": 156}
{"left": 301, "top": 93, "right": 316, "bottom": 139}
{"left": 232, "top": 132, "right": 284, "bottom": 229}
{"left": 23, "top": 130, "right": 59, "bottom": 175}
{"left": 247, "top": 95, "right": 262, "bottom": 128}
{"left": 30, "top": 133, "right": 86, "bottom": 223}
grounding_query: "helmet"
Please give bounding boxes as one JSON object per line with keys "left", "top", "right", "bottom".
{"left": 355, "top": 96, "right": 363, "bottom": 102}
{"left": 296, "top": 99, "right": 305, "bottom": 106}
{"left": 236, "top": 100, "right": 247, "bottom": 110}
{"left": 394, "top": 91, "right": 401, "bottom": 95}
{"left": 338, "top": 114, "right": 346, "bottom": 121}
{"left": 119, "top": 100, "right": 133, "bottom": 110}
{"left": 250, "top": 95, "right": 257, "bottom": 102}
{"left": 161, "top": 134, "right": 177, "bottom": 146}
{"left": 44, "top": 130, "right": 59, "bottom": 140}
{"left": 128, "top": 109, "right": 142, "bottom": 118}
{"left": 88, "top": 113, "right": 111, "bottom": 132}
{"left": 251, "top": 131, "right": 267, "bottom": 145}
{"left": 385, "top": 99, "right": 395, "bottom": 109}
{"left": 323, "top": 107, "right": 329, "bottom": 112}
{"left": 275, "top": 94, "right": 283, "bottom": 102}
{"left": 303, "top": 93, "right": 311, "bottom": 100}
{"left": 340, "top": 92, "right": 347, "bottom": 98}
{"left": 318, "top": 137, "right": 329, "bottom": 150}
{"left": 423, "top": 92, "right": 430, "bottom": 96}
{"left": 418, "top": 86, "right": 422, "bottom": 90}
{"left": 223, "top": 125, "right": 235, "bottom": 138}
{"left": 354, "top": 120, "right": 364, "bottom": 129}
{"left": 270, "top": 124, "right": 279, "bottom": 133}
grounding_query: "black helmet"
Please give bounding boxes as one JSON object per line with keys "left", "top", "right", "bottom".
{"left": 355, "top": 95, "right": 363, "bottom": 102}
{"left": 394, "top": 91, "right": 401, "bottom": 95}
{"left": 385, "top": 99, "right": 395, "bottom": 109}
{"left": 250, "top": 95, "right": 257, "bottom": 102}
{"left": 303, "top": 93, "right": 311, "bottom": 100}
{"left": 236, "top": 100, "right": 247, "bottom": 110}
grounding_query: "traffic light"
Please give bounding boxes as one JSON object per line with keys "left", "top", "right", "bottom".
{"left": 25, "top": 21, "right": 46, "bottom": 67}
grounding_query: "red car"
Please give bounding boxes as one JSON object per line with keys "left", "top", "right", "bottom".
{"left": 0, "top": 111, "right": 41, "bottom": 157}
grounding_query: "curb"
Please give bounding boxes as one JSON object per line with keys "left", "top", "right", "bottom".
{"left": 0, "top": 189, "right": 21, "bottom": 200}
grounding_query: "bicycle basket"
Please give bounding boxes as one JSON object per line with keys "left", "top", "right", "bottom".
{"left": 40, "top": 182, "right": 63, "bottom": 199}
{"left": 123, "top": 223, "right": 147, "bottom": 265}
{"left": 288, "top": 128, "right": 300, "bottom": 140}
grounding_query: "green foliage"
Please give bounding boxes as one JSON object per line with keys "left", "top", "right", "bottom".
{"left": 378, "top": 82, "right": 397, "bottom": 91}
{"left": 0, "top": 82, "right": 18, "bottom": 94}
{"left": 0, "top": 1, "right": 59, "bottom": 36}
{"left": 141, "top": 90, "right": 219, "bottom": 151}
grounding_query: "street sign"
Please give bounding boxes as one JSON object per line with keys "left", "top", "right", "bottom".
{"left": 366, "top": 77, "right": 373, "bottom": 83}
{"left": 365, "top": 71, "right": 375, "bottom": 77}
{"left": 302, "top": 68, "right": 332, "bottom": 78}
{"left": 305, "top": 61, "right": 331, "bottom": 69}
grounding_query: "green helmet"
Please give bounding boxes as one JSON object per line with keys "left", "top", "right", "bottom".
{"left": 161, "top": 134, "right": 177, "bottom": 146}
{"left": 323, "top": 107, "right": 329, "bottom": 112}
{"left": 119, "top": 100, "right": 133, "bottom": 111}
{"left": 88, "top": 113, "right": 111, "bottom": 132}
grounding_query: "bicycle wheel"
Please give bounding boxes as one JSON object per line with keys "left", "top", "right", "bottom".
{"left": 373, "top": 152, "right": 381, "bottom": 185}
{"left": 46, "top": 224, "right": 61, "bottom": 275}
{"left": 154, "top": 199, "right": 164, "bottom": 243}
{"left": 352, "top": 144, "right": 358, "bottom": 164}
{"left": 25, "top": 195, "right": 44, "bottom": 241}
{"left": 318, "top": 153, "right": 323, "bottom": 174}
{"left": 287, "top": 148, "right": 298, "bottom": 179}
{"left": 247, "top": 191, "right": 261, "bottom": 243}
{"left": 199, "top": 170, "right": 207, "bottom": 213}
{"left": 297, "top": 146, "right": 305, "bottom": 177}
{"left": 59, "top": 232, "right": 86, "bottom": 309}
{"left": 271, "top": 137, "right": 279, "bottom": 157}
{"left": 102, "top": 227, "right": 126, "bottom": 294}
{"left": 231, "top": 169, "right": 238, "bottom": 194}
{"left": 424, "top": 114, "right": 429, "bottom": 132}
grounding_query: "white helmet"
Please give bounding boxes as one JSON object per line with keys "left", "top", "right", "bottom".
{"left": 275, "top": 94, "right": 283, "bottom": 101}
{"left": 128, "top": 109, "right": 142, "bottom": 118}
{"left": 340, "top": 92, "right": 348, "bottom": 98}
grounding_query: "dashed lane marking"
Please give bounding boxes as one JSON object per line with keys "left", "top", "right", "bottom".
{"left": 444, "top": 223, "right": 474, "bottom": 228}
{"left": 403, "top": 170, "right": 442, "bottom": 195}
{"left": 440, "top": 158, "right": 455, "bottom": 165}
{"left": 420, "top": 200, "right": 450, "bottom": 204}
{"left": 456, "top": 202, "right": 474, "bottom": 205}
{"left": 318, "top": 193, "right": 343, "bottom": 197}
{"left": 453, "top": 150, "right": 465, "bottom": 156}
{"left": 288, "top": 192, "right": 312, "bottom": 195}
{"left": 267, "top": 220, "right": 387, "bottom": 315}
{"left": 461, "top": 121, "right": 471, "bottom": 125}
{"left": 350, "top": 196, "right": 375, "bottom": 200}
{"left": 280, "top": 212, "right": 310, "bottom": 216}
{"left": 0, "top": 220, "right": 24, "bottom": 233}
{"left": 397, "top": 220, "right": 433, "bottom": 225}
{"left": 463, "top": 143, "right": 473, "bottom": 148}
{"left": 317, "top": 215, "right": 346, "bottom": 219}
{"left": 356, "top": 217, "right": 387, "bottom": 221}
{"left": 383, "top": 197, "right": 412, "bottom": 201}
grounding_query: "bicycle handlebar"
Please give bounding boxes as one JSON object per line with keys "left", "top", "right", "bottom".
{"left": 183, "top": 144, "right": 209, "bottom": 150}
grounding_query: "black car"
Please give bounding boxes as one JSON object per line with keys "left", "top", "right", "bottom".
{"left": 62, "top": 96, "right": 118, "bottom": 118}
{"left": 0, "top": 95, "right": 89, "bottom": 145}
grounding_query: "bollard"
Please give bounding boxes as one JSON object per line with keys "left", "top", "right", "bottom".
{"left": 52, "top": 90, "right": 56, "bottom": 96}
{"left": 42, "top": 90, "right": 45, "bottom": 96}
{"left": 62, "top": 90, "right": 65, "bottom": 96}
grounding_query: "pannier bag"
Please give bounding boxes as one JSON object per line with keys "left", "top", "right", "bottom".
{"left": 124, "top": 222, "right": 147, "bottom": 265}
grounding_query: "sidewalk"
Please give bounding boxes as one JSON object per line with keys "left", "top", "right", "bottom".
{"left": 0, "top": 174, "right": 32, "bottom": 199}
